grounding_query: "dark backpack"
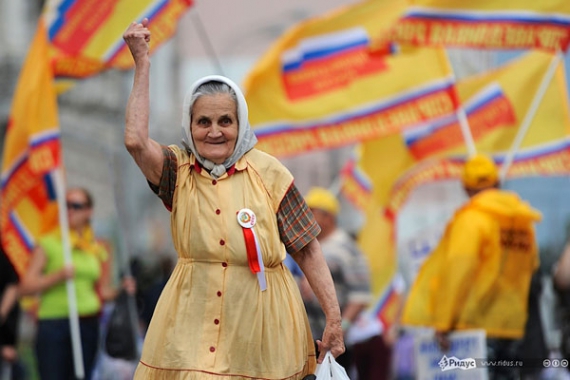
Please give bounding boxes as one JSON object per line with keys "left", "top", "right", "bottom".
{"left": 104, "top": 290, "right": 139, "bottom": 360}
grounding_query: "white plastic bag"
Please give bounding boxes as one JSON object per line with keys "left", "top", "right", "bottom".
{"left": 314, "top": 351, "right": 351, "bottom": 380}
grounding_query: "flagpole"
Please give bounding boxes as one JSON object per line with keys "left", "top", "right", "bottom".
{"left": 444, "top": 50, "right": 477, "bottom": 157}
{"left": 190, "top": 9, "right": 225, "bottom": 75}
{"left": 328, "top": 174, "right": 342, "bottom": 196}
{"left": 499, "top": 51, "right": 562, "bottom": 183}
{"left": 53, "top": 168, "right": 85, "bottom": 379}
{"left": 456, "top": 102, "right": 477, "bottom": 157}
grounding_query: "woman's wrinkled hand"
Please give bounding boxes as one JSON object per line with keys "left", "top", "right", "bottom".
{"left": 123, "top": 18, "right": 151, "bottom": 62}
{"left": 316, "top": 319, "right": 345, "bottom": 363}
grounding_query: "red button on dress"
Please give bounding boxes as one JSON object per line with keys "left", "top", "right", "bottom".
{"left": 214, "top": 319, "right": 219, "bottom": 325}
{"left": 216, "top": 209, "right": 221, "bottom": 215}
{"left": 212, "top": 180, "right": 217, "bottom": 185}
{"left": 222, "top": 262, "right": 228, "bottom": 268}
{"left": 220, "top": 239, "right": 225, "bottom": 246}
{"left": 217, "top": 291, "right": 222, "bottom": 297}
{"left": 210, "top": 346, "right": 215, "bottom": 352}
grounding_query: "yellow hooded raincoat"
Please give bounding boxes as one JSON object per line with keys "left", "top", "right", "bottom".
{"left": 402, "top": 189, "right": 542, "bottom": 339}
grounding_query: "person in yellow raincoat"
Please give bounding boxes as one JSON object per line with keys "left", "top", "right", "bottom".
{"left": 402, "top": 154, "right": 542, "bottom": 380}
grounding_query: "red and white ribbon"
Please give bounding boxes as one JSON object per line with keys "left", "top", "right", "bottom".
{"left": 237, "top": 208, "right": 266, "bottom": 291}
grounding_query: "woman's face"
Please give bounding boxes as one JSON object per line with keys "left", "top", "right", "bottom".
{"left": 190, "top": 93, "right": 239, "bottom": 165}
{"left": 66, "top": 189, "right": 92, "bottom": 231}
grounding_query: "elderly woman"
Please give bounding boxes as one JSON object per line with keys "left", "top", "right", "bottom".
{"left": 123, "top": 20, "right": 344, "bottom": 380}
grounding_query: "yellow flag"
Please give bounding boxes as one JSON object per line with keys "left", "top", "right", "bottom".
{"left": 244, "top": 0, "right": 457, "bottom": 157}
{"left": 353, "top": 50, "right": 570, "bottom": 294}
{"left": 45, "top": 0, "right": 194, "bottom": 78}
{"left": 383, "top": 0, "right": 570, "bottom": 51}
{"left": 1, "top": 20, "right": 61, "bottom": 277}
{"left": 348, "top": 50, "right": 569, "bottom": 212}
{"left": 387, "top": 51, "right": 570, "bottom": 216}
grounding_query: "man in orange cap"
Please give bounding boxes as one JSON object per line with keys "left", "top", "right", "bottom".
{"left": 402, "top": 154, "right": 542, "bottom": 380}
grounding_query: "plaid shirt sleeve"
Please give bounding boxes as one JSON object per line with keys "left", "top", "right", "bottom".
{"left": 277, "top": 183, "right": 321, "bottom": 253}
{"left": 147, "top": 145, "right": 178, "bottom": 211}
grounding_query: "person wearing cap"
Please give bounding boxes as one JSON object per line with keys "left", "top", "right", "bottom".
{"left": 302, "top": 187, "right": 379, "bottom": 378}
{"left": 122, "top": 20, "right": 344, "bottom": 380}
{"left": 401, "top": 153, "right": 542, "bottom": 380}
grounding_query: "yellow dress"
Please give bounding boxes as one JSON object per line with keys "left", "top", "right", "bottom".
{"left": 134, "top": 146, "right": 316, "bottom": 379}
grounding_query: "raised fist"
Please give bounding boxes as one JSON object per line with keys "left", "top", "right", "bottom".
{"left": 123, "top": 18, "right": 151, "bottom": 61}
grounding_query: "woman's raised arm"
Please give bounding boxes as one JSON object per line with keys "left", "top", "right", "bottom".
{"left": 123, "top": 19, "right": 164, "bottom": 185}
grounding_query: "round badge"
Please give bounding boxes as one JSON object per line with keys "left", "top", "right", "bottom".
{"left": 237, "top": 208, "right": 256, "bottom": 228}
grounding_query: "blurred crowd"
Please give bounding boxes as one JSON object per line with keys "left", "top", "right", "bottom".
{"left": 3, "top": 162, "right": 570, "bottom": 379}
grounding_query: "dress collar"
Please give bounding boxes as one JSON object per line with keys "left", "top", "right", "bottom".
{"left": 190, "top": 155, "right": 248, "bottom": 178}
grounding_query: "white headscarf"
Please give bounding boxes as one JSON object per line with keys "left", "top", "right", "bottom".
{"left": 181, "top": 75, "right": 258, "bottom": 178}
